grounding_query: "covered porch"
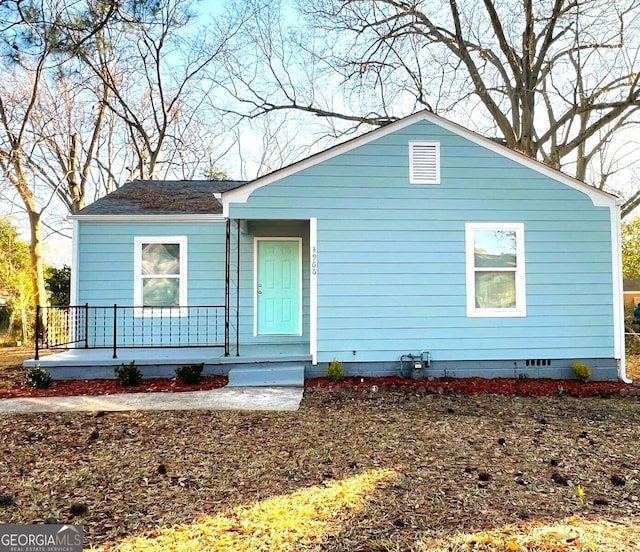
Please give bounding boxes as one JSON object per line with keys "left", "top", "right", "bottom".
{"left": 25, "top": 343, "right": 312, "bottom": 385}
{"left": 30, "top": 216, "right": 317, "bottom": 386}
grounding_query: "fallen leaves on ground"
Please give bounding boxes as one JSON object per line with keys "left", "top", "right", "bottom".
{"left": 0, "top": 387, "right": 639, "bottom": 550}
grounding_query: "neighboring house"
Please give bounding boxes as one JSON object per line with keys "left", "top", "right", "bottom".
{"left": 30, "top": 111, "right": 627, "bottom": 383}
{"left": 623, "top": 279, "right": 640, "bottom": 306}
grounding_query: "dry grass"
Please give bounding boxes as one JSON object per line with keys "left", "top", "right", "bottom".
{"left": 0, "top": 345, "right": 34, "bottom": 389}
{"left": 1, "top": 348, "right": 640, "bottom": 550}
{"left": 0, "top": 387, "right": 639, "bottom": 550}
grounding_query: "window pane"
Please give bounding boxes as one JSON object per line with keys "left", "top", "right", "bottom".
{"left": 474, "top": 230, "right": 516, "bottom": 268}
{"left": 142, "top": 244, "right": 180, "bottom": 275}
{"left": 475, "top": 272, "right": 516, "bottom": 308}
{"left": 142, "top": 278, "right": 180, "bottom": 307}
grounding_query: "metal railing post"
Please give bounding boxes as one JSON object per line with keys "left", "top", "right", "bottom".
{"left": 112, "top": 304, "right": 118, "bottom": 358}
{"left": 84, "top": 303, "right": 89, "bottom": 349}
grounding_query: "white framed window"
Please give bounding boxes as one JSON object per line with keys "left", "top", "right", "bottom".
{"left": 465, "top": 223, "right": 526, "bottom": 317}
{"left": 134, "top": 236, "right": 188, "bottom": 315}
{"left": 409, "top": 141, "right": 440, "bottom": 184}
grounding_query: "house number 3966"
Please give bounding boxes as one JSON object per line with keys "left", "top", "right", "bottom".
{"left": 311, "top": 246, "right": 317, "bottom": 275}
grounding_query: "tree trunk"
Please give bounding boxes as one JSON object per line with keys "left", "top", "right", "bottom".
{"left": 20, "top": 305, "right": 28, "bottom": 343}
{"left": 27, "top": 210, "right": 47, "bottom": 311}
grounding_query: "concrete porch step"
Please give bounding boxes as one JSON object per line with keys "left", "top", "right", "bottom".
{"left": 227, "top": 364, "right": 305, "bottom": 387}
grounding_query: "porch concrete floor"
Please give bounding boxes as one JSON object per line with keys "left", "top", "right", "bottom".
{"left": 0, "top": 386, "right": 304, "bottom": 413}
{"left": 26, "top": 344, "right": 312, "bottom": 369}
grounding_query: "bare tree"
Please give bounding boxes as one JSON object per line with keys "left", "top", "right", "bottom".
{"left": 70, "top": 0, "right": 241, "bottom": 181}
{"left": 0, "top": 0, "right": 241, "bottom": 311}
{"left": 0, "top": 0, "right": 124, "bottom": 309}
{"left": 25, "top": 61, "right": 114, "bottom": 213}
{"left": 220, "top": 0, "right": 640, "bottom": 207}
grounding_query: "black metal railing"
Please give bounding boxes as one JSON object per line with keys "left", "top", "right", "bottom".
{"left": 35, "top": 304, "right": 228, "bottom": 359}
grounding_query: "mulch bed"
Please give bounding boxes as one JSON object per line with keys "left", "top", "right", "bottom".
{"left": 306, "top": 376, "right": 630, "bottom": 397}
{"left": 0, "top": 376, "right": 228, "bottom": 399}
{"left": 0, "top": 374, "right": 630, "bottom": 399}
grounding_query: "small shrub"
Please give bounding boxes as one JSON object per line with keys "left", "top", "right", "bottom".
{"left": 114, "top": 361, "right": 142, "bottom": 386}
{"left": 572, "top": 361, "right": 592, "bottom": 383}
{"left": 175, "top": 363, "right": 204, "bottom": 384}
{"left": 327, "top": 359, "right": 344, "bottom": 382}
{"left": 26, "top": 365, "right": 52, "bottom": 389}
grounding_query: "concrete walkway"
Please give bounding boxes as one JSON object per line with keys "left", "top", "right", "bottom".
{"left": 0, "top": 387, "right": 304, "bottom": 414}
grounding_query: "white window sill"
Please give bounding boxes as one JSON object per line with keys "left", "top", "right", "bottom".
{"left": 133, "top": 307, "right": 189, "bottom": 318}
{"left": 467, "top": 308, "right": 527, "bottom": 318}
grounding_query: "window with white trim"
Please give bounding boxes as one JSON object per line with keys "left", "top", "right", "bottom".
{"left": 409, "top": 141, "right": 440, "bottom": 184}
{"left": 134, "top": 236, "right": 187, "bottom": 311}
{"left": 465, "top": 223, "right": 526, "bottom": 317}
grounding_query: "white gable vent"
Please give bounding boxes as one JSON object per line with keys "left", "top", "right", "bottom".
{"left": 409, "top": 141, "right": 440, "bottom": 184}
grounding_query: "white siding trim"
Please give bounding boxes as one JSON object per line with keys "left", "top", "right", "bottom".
{"left": 465, "top": 222, "right": 527, "bottom": 318}
{"left": 611, "top": 206, "right": 630, "bottom": 382}
{"left": 133, "top": 236, "right": 188, "bottom": 317}
{"left": 69, "top": 220, "right": 80, "bottom": 348}
{"left": 70, "top": 219, "right": 79, "bottom": 306}
{"left": 409, "top": 141, "right": 440, "bottom": 184}
{"left": 310, "top": 218, "right": 318, "bottom": 365}
{"left": 253, "top": 237, "right": 303, "bottom": 336}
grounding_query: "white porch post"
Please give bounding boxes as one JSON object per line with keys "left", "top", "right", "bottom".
{"left": 70, "top": 219, "right": 79, "bottom": 306}
{"left": 310, "top": 217, "right": 318, "bottom": 365}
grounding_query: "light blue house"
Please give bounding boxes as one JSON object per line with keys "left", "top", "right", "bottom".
{"left": 33, "top": 111, "right": 628, "bottom": 383}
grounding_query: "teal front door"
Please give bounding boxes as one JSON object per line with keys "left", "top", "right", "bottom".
{"left": 256, "top": 239, "right": 301, "bottom": 335}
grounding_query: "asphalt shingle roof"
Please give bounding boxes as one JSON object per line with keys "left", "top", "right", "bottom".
{"left": 77, "top": 180, "right": 247, "bottom": 216}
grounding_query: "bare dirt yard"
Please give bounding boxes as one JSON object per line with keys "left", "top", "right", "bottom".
{"left": 1, "top": 347, "right": 640, "bottom": 551}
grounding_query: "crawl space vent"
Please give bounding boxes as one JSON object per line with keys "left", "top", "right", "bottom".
{"left": 526, "top": 359, "right": 552, "bottom": 367}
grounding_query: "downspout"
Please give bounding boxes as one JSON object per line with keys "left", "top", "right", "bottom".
{"left": 612, "top": 201, "right": 631, "bottom": 383}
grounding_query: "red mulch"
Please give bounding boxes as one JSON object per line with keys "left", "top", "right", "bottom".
{"left": 0, "top": 375, "right": 228, "bottom": 399}
{"left": 305, "top": 376, "right": 629, "bottom": 397}
{"left": 1, "top": 374, "right": 629, "bottom": 400}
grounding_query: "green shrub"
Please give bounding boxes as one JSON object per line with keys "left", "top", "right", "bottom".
{"left": 175, "top": 363, "right": 204, "bottom": 384}
{"left": 26, "top": 365, "right": 52, "bottom": 389}
{"left": 114, "top": 361, "right": 142, "bottom": 386}
{"left": 327, "top": 359, "right": 344, "bottom": 382}
{"left": 572, "top": 362, "right": 592, "bottom": 383}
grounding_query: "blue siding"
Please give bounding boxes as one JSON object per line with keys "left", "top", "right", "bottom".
{"left": 229, "top": 119, "right": 617, "bottom": 372}
{"left": 77, "top": 221, "right": 225, "bottom": 346}
{"left": 77, "top": 220, "right": 227, "bottom": 309}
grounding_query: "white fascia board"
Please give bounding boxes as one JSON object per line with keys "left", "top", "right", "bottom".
{"left": 222, "top": 110, "right": 618, "bottom": 213}
{"left": 420, "top": 112, "right": 618, "bottom": 208}
{"left": 68, "top": 214, "right": 226, "bottom": 223}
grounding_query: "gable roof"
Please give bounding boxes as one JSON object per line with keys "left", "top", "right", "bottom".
{"left": 72, "top": 111, "right": 619, "bottom": 220}
{"left": 75, "top": 179, "right": 246, "bottom": 217}
{"left": 222, "top": 110, "right": 619, "bottom": 216}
